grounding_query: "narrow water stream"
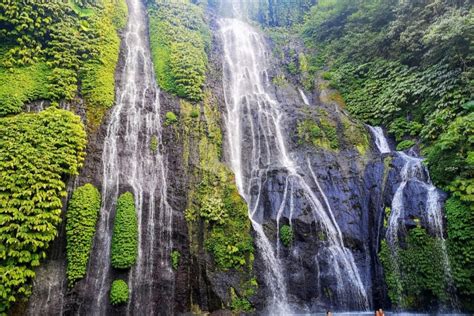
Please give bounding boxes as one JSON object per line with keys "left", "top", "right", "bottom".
{"left": 82, "top": 0, "right": 174, "bottom": 314}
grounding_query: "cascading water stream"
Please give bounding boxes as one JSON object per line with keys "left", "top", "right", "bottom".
{"left": 369, "top": 126, "right": 458, "bottom": 308}
{"left": 219, "top": 18, "right": 369, "bottom": 312}
{"left": 82, "top": 0, "right": 174, "bottom": 314}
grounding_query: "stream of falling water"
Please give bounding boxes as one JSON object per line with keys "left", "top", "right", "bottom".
{"left": 219, "top": 18, "right": 369, "bottom": 313}
{"left": 369, "top": 127, "right": 458, "bottom": 309}
{"left": 83, "top": 0, "right": 174, "bottom": 314}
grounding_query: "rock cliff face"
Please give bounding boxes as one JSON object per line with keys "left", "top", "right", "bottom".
{"left": 21, "top": 1, "right": 450, "bottom": 315}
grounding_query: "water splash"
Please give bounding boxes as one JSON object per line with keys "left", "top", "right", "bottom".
{"left": 83, "top": 0, "right": 174, "bottom": 314}
{"left": 220, "top": 18, "right": 368, "bottom": 312}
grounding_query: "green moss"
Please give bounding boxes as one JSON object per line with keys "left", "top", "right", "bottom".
{"left": 111, "top": 192, "right": 138, "bottom": 269}
{"left": 165, "top": 111, "right": 178, "bottom": 126}
{"left": 80, "top": 0, "right": 127, "bottom": 130}
{"left": 182, "top": 92, "right": 254, "bottom": 271}
{"left": 230, "top": 287, "right": 254, "bottom": 312}
{"left": 110, "top": 279, "right": 129, "bottom": 305}
{"left": 0, "top": 1, "right": 126, "bottom": 128}
{"left": 379, "top": 227, "right": 447, "bottom": 309}
{"left": 396, "top": 139, "right": 415, "bottom": 151}
{"left": 150, "top": 135, "right": 158, "bottom": 153}
{"left": 341, "top": 115, "right": 370, "bottom": 156}
{"left": 297, "top": 114, "right": 340, "bottom": 151}
{"left": 0, "top": 108, "right": 86, "bottom": 312}
{"left": 148, "top": 2, "right": 209, "bottom": 102}
{"left": 171, "top": 250, "right": 180, "bottom": 270}
{"left": 66, "top": 184, "right": 101, "bottom": 287}
{"left": 279, "top": 225, "right": 293, "bottom": 247}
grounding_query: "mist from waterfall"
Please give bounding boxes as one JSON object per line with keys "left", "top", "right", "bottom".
{"left": 219, "top": 18, "right": 369, "bottom": 312}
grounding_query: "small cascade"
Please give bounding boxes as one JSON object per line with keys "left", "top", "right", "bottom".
{"left": 82, "top": 0, "right": 174, "bottom": 314}
{"left": 368, "top": 126, "right": 391, "bottom": 154}
{"left": 369, "top": 126, "right": 457, "bottom": 308}
{"left": 299, "top": 88, "right": 311, "bottom": 106}
{"left": 220, "top": 18, "right": 369, "bottom": 312}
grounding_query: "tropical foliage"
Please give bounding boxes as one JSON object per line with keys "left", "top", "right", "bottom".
{"left": 110, "top": 192, "right": 138, "bottom": 269}
{"left": 148, "top": 0, "right": 210, "bottom": 101}
{"left": 110, "top": 279, "right": 129, "bottom": 305}
{"left": 379, "top": 227, "right": 446, "bottom": 309}
{"left": 0, "top": 0, "right": 127, "bottom": 127}
{"left": 66, "top": 184, "right": 101, "bottom": 287}
{"left": 303, "top": 1, "right": 473, "bottom": 308}
{"left": 0, "top": 108, "right": 86, "bottom": 312}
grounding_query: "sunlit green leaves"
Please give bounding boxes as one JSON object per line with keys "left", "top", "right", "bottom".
{"left": 0, "top": 108, "right": 86, "bottom": 312}
{"left": 148, "top": 1, "right": 209, "bottom": 102}
{"left": 66, "top": 184, "right": 101, "bottom": 287}
{"left": 110, "top": 192, "right": 138, "bottom": 269}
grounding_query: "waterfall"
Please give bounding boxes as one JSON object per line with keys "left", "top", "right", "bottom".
{"left": 219, "top": 18, "right": 368, "bottom": 312}
{"left": 82, "top": 0, "right": 174, "bottom": 314}
{"left": 369, "top": 127, "right": 457, "bottom": 308}
{"left": 368, "top": 126, "right": 391, "bottom": 154}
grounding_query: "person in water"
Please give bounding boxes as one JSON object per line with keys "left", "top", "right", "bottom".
{"left": 375, "top": 308, "right": 385, "bottom": 316}
{"left": 326, "top": 311, "right": 332, "bottom": 316}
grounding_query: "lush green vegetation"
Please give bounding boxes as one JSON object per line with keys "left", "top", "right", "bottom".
{"left": 279, "top": 225, "right": 293, "bottom": 247}
{"left": 303, "top": 1, "right": 472, "bottom": 308}
{"left": 182, "top": 94, "right": 254, "bottom": 271}
{"left": 302, "top": 0, "right": 473, "bottom": 198}
{"left": 0, "top": 0, "right": 127, "bottom": 127}
{"left": 379, "top": 227, "right": 447, "bottom": 309}
{"left": 0, "top": 61, "right": 51, "bottom": 116}
{"left": 148, "top": 1, "right": 210, "bottom": 102}
{"left": 297, "top": 112, "right": 339, "bottom": 151}
{"left": 445, "top": 197, "right": 474, "bottom": 310}
{"left": 111, "top": 192, "right": 138, "bottom": 269}
{"left": 165, "top": 111, "right": 178, "bottom": 126}
{"left": 66, "top": 184, "right": 101, "bottom": 287}
{"left": 171, "top": 250, "right": 180, "bottom": 270}
{"left": 110, "top": 279, "right": 129, "bottom": 305}
{"left": 0, "top": 108, "right": 86, "bottom": 312}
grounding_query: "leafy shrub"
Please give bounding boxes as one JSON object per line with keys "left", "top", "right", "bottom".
{"left": 0, "top": 0, "right": 126, "bottom": 126}
{"left": 0, "top": 61, "right": 51, "bottom": 116}
{"left": 379, "top": 227, "right": 446, "bottom": 309}
{"left": 231, "top": 297, "right": 252, "bottom": 312}
{"left": 148, "top": 2, "right": 210, "bottom": 101}
{"left": 165, "top": 111, "right": 178, "bottom": 126}
{"left": 66, "top": 184, "right": 101, "bottom": 287}
{"left": 111, "top": 192, "right": 138, "bottom": 269}
{"left": 396, "top": 139, "right": 415, "bottom": 151}
{"left": 200, "top": 195, "right": 227, "bottom": 224}
{"left": 110, "top": 279, "right": 129, "bottom": 305}
{"left": 171, "top": 250, "right": 180, "bottom": 270}
{"left": 0, "top": 108, "right": 86, "bottom": 312}
{"left": 280, "top": 225, "right": 294, "bottom": 247}
{"left": 445, "top": 197, "right": 474, "bottom": 307}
